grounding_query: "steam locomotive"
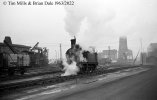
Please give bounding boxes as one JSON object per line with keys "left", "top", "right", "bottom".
{"left": 65, "top": 37, "right": 98, "bottom": 73}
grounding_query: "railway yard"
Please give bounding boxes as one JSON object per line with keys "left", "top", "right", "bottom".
{"left": 0, "top": 36, "right": 156, "bottom": 100}
{"left": 1, "top": 0, "right": 157, "bottom": 99}
{"left": 0, "top": 64, "right": 153, "bottom": 100}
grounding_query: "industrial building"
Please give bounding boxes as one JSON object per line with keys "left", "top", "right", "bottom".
{"left": 98, "top": 49, "right": 117, "bottom": 61}
{"left": 147, "top": 43, "right": 157, "bottom": 64}
{"left": 140, "top": 52, "right": 147, "bottom": 65}
{"left": 98, "top": 49, "right": 117, "bottom": 65}
{"left": 118, "top": 36, "right": 133, "bottom": 64}
{"left": 147, "top": 43, "right": 157, "bottom": 57}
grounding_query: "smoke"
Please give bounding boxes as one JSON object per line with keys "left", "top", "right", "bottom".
{"left": 79, "top": 50, "right": 87, "bottom": 62}
{"left": 64, "top": 0, "right": 157, "bottom": 54}
{"left": 62, "top": 0, "right": 157, "bottom": 75}
{"left": 64, "top": 0, "right": 116, "bottom": 44}
{"left": 61, "top": 59, "right": 79, "bottom": 76}
{"left": 64, "top": 7, "right": 85, "bottom": 37}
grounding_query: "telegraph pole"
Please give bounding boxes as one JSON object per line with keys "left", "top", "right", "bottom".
{"left": 60, "top": 43, "right": 62, "bottom": 61}
{"left": 140, "top": 39, "right": 143, "bottom": 65}
{"left": 55, "top": 50, "right": 57, "bottom": 60}
{"left": 108, "top": 46, "right": 110, "bottom": 59}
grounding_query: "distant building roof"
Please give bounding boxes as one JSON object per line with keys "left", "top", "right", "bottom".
{"left": 150, "top": 43, "right": 157, "bottom": 48}
{"left": 0, "top": 42, "right": 31, "bottom": 48}
{"left": 148, "top": 43, "right": 157, "bottom": 52}
{"left": 102, "top": 49, "right": 117, "bottom": 55}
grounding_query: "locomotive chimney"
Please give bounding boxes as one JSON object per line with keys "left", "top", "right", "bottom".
{"left": 71, "top": 36, "right": 76, "bottom": 48}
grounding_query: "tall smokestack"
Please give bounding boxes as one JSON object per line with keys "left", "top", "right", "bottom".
{"left": 71, "top": 36, "right": 76, "bottom": 48}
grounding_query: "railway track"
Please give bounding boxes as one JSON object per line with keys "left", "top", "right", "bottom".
{"left": 0, "top": 66, "right": 61, "bottom": 82}
{"left": 0, "top": 65, "right": 142, "bottom": 94}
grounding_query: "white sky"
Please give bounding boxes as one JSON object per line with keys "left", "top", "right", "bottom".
{"left": 0, "top": 0, "right": 157, "bottom": 60}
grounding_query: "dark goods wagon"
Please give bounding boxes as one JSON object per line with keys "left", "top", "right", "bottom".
{"left": 65, "top": 37, "right": 98, "bottom": 74}
{"left": 0, "top": 37, "right": 49, "bottom": 76}
{"left": 0, "top": 37, "right": 30, "bottom": 76}
{"left": 0, "top": 53, "right": 30, "bottom": 76}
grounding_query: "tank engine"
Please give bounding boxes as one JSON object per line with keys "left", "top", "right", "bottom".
{"left": 65, "top": 37, "right": 98, "bottom": 73}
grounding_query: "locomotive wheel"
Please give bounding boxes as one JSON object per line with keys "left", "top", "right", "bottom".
{"left": 81, "top": 65, "right": 87, "bottom": 73}
{"left": 90, "top": 66, "right": 93, "bottom": 72}
{"left": 20, "top": 68, "right": 26, "bottom": 75}
{"left": 90, "top": 66, "right": 94, "bottom": 72}
{"left": 92, "top": 65, "right": 96, "bottom": 71}
{"left": 88, "top": 66, "right": 92, "bottom": 73}
{"left": 20, "top": 69, "right": 25, "bottom": 75}
{"left": 84, "top": 65, "right": 88, "bottom": 73}
{"left": 81, "top": 67, "right": 85, "bottom": 73}
{"left": 8, "top": 68, "right": 15, "bottom": 76}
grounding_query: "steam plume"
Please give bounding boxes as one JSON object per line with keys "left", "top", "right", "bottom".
{"left": 64, "top": 0, "right": 157, "bottom": 54}
{"left": 64, "top": 0, "right": 115, "bottom": 43}
{"left": 61, "top": 60, "right": 79, "bottom": 76}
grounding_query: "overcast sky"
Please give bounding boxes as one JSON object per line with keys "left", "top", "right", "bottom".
{"left": 0, "top": 0, "right": 157, "bottom": 59}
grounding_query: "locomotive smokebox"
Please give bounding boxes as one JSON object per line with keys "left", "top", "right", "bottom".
{"left": 71, "top": 36, "right": 76, "bottom": 48}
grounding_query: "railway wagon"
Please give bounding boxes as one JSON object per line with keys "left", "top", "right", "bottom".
{"left": 0, "top": 53, "right": 30, "bottom": 75}
{"left": 0, "top": 37, "right": 49, "bottom": 76}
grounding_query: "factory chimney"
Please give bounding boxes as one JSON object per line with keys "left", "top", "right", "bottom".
{"left": 71, "top": 36, "right": 76, "bottom": 48}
